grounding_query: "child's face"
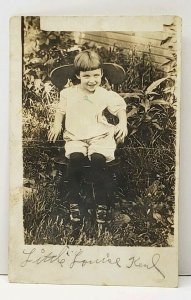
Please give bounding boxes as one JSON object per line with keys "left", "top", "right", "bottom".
{"left": 77, "top": 69, "right": 102, "bottom": 93}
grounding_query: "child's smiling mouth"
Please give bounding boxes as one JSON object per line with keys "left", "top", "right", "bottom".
{"left": 87, "top": 84, "right": 96, "bottom": 89}
{"left": 88, "top": 84, "right": 97, "bottom": 88}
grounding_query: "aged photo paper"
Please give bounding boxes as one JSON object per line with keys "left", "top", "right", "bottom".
{"left": 9, "top": 16, "right": 181, "bottom": 286}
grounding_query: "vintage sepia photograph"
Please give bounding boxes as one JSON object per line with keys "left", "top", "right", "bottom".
{"left": 22, "top": 16, "right": 178, "bottom": 246}
{"left": 9, "top": 16, "right": 181, "bottom": 286}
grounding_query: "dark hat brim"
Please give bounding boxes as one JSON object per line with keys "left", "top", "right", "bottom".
{"left": 50, "top": 63, "right": 126, "bottom": 90}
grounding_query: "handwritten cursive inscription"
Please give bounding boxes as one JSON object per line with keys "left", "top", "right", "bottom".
{"left": 126, "top": 253, "right": 165, "bottom": 279}
{"left": 69, "top": 249, "right": 121, "bottom": 268}
{"left": 20, "top": 247, "right": 165, "bottom": 279}
{"left": 21, "top": 247, "right": 67, "bottom": 268}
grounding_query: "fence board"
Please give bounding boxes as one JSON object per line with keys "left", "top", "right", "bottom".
{"left": 76, "top": 31, "right": 174, "bottom": 72}
{"left": 111, "top": 31, "right": 170, "bottom": 41}
{"left": 84, "top": 32, "right": 173, "bottom": 58}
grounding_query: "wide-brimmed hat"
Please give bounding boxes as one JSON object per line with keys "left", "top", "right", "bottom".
{"left": 50, "top": 63, "right": 126, "bottom": 90}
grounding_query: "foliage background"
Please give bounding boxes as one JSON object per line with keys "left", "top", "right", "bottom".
{"left": 23, "top": 17, "right": 177, "bottom": 246}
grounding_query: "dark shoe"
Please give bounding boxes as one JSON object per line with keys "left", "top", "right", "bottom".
{"left": 69, "top": 203, "right": 81, "bottom": 223}
{"left": 96, "top": 205, "right": 108, "bottom": 224}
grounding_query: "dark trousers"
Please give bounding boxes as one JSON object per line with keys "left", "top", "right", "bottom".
{"left": 67, "top": 152, "right": 110, "bottom": 206}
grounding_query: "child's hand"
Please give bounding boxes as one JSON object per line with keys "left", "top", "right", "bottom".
{"left": 114, "top": 123, "right": 128, "bottom": 144}
{"left": 48, "top": 124, "right": 62, "bottom": 143}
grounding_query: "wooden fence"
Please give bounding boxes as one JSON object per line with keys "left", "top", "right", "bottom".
{"left": 73, "top": 31, "right": 174, "bottom": 72}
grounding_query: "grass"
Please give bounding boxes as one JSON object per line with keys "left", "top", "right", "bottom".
{"left": 23, "top": 146, "right": 175, "bottom": 246}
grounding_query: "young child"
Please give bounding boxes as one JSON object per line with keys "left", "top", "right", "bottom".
{"left": 48, "top": 50, "right": 127, "bottom": 224}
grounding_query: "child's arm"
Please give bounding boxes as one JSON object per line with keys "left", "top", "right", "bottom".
{"left": 48, "top": 112, "right": 64, "bottom": 143}
{"left": 48, "top": 89, "right": 66, "bottom": 143}
{"left": 106, "top": 90, "right": 127, "bottom": 143}
{"left": 114, "top": 110, "right": 128, "bottom": 144}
